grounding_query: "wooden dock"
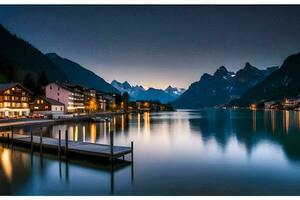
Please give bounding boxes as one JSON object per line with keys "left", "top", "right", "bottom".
{"left": 1, "top": 128, "right": 133, "bottom": 163}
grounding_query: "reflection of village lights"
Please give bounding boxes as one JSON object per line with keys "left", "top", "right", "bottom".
{"left": 121, "top": 115, "right": 125, "bottom": 131}
{"left": 144, "top": 112, "right": 151, "bottom": 139}
{"left": 137, "top": 113, "right": 141, "bottom": 135}
{"left": 1, "top": 149, "right": 12, "bottom": 182}
{"left": 252, "top": 110, "right": 256, "bottom": 132}
{"left": 284, "top": 110, "right": 289, "bottom": 134}
{"left": 298, "top": 112, "right": 300, "bottom": 130}
{"left": 90, "top": 124, "right": 97, "bottom": 143}
{"left": 83, "top": 126, "right": 86, "bottom": 142}
{"left": 74, "top": 125, "right": 78, "bottom": 141}
{"left": 271, "top": 110, "right": 275, "bottom": 133}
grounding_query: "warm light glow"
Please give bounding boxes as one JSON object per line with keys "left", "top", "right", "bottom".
{"left": 90, "top": 124, "right": 97, "bottom": 143}
{"left": 1, "top": 148, "right": 13, "bottom": 182}
{"left": 252, "top": 110, "right": 256, "bottom": 132}
{"left": 250, "top": 104, "right": 257, "bottom": 110}
{"left": 74, "top": 125, "right": 78, "bottom": 141}
{"left": 284, "top": 110, "right": 289, "bottom": 133}
{"left": 88, "top": 98, "right": 97, "bottom": 112}
{"left": 271, "top": 110, "right": 275, "bottom": 133}
{"left": 144, "top": 112, "right": 151, "bottom": 139}
{"left": 137, "top": 113, "right": 141, "bottom": 135}
{"left": 121, "top": 115, "right": 125, "bottom": 131}
{"left": 83, "top": 126, "right": 86, "bottom": 142}
{"left": 143, "top": 102, "right": 150, "bottom": 108}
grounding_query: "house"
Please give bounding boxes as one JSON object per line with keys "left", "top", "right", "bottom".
{"left": 103, "top": 93, "right": 116, "bottom": 110}
{"left": 83, "top": 88, "right": 97, "bottom": 113}
{"left": 45, "top": 82, "right": 85, "bottom": 113}
{"left": 30, "top": 96, "right": 65, "bottom": 116}
{"left": 0, "top": 83, "right": 32, "bottom": 118}
{"left": 282, "top": 97, "right": 300, "bottom": 109}
{"left": 96, "top": 92, "right": 107, "bottom": 111}
{"left": 264, "top": 101, "right": 276, "bottom": 109}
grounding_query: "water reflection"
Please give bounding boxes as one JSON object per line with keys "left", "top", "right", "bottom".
{"left": 1, "top": 110, "right": 300, "bottom": 195}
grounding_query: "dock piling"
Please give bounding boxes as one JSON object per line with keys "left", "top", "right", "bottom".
{"left": 11, "top": 126, "right": 14, "bottom": 147}
{"left": 39, "top": 127, "right": 43, "bottom": 154}
{"left": 110, "top": 130, "right": 114, "bottom": 162}
{"left": 58, "top": 130, "right": 61, "bottom": 155}
{"left": 65, "top": 130, "right": 68, "bottom": 157}
{"left": 131, "top": 141, "right": 134, "bottom": 162}
{"left": 30, "top": 129, "right": 33, "bottom": 152}
{"left": 7, "top": 134, "right": 10, "bottom": 147}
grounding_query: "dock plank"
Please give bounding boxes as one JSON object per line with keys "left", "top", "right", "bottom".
{"left": 8, "top": 133, "right": 132, "bottom": 160}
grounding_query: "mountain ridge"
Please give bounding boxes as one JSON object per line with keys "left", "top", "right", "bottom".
{"left": 111, "top": 80, "right": 185, "bottom": 103}
{"left": 172, "top": 63, "right": 278, "bottom": 108}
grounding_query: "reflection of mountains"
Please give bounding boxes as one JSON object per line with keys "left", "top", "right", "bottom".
{"left": 188, "top": 110, "right": 300, "bottom": 163}
{"left": 0, "top": 145, "right": 132, "bottom": 195}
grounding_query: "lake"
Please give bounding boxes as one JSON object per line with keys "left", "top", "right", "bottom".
{"left": 1, "top": 109, "right": 300, "bottom": 195}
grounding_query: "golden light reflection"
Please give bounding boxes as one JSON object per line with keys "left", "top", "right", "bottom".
{"left": 137, "top": 113, "right": 141, "bottom": 135}
{"left": 144, "top": 112, "right": 151, "bottom": 139}
{"left": 90, "top": 124, "right": 97, "bottom": 143}
{"left": 74, "top": 125, "right": 78, "bottom": 142}
{"left": 83, "top": 126, "right": 86, "bottom": 142}
{"left": 271, "top": 110, "right": 275, "bottom": 133}
{"left": 298, "top": 112, "right": 300, "bottom": 130}
{"left": 121, "top": 115, "right": 125, "bottom": 131}
{"left": 1, "top": 148, "right": 12, "bottom": 182}
{"left": 284, "top": 110, "right": 289, "bottom": 134}
{"left": 252, "top": 110, "right": 256, "bottom": 132}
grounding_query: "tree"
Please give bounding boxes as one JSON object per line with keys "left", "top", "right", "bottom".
{"left": 122, "top": 92, "right": 130, "bottom": 110}
{"left": 23, "top": 73, "right": 36, "bottom": 93}
{"left": 36, "top": 71, "right": 49, "bottom": 95}
{"left": 122, "top": 92, "right": 129, "bottom": 102}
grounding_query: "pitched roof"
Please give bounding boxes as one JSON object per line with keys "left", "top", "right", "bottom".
{"left": 0, "top": 82, "right": 33, "bottom": 94}
{"left": 34, "top": 96, "right": 65, "bottom": 106}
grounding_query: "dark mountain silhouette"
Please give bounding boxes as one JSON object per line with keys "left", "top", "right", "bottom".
{"left": 0, "top": 24, "right": 118, "bottom": 94}
{"left": 46, "top": 53, "right": 119, "bottom": 93}
{"left": 230, "top": 52, "right": 300, "bottom": 106}
{"left": 172, "top": 63, "right": 278, "bottom": 108}
{"left": 0, "top": 24, "right": 67, "bottom": 83}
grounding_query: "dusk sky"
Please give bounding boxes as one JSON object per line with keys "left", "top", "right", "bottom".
{"left": 1, "top": 5, "right": 300, "bottom": 89}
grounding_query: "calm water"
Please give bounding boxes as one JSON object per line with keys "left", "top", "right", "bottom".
{"left": 1, "top": 109, "right": 300, "bottom": 195}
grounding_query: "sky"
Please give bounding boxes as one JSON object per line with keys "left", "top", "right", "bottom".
{"left": 0, "top": 5, "right": 300, "bottom": 89}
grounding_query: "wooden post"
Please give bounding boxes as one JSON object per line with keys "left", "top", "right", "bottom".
{"left": 40, "top": 127, "right": 43, "bottom": 154}
{"left": 30, "top": 129, "right": 33, "bottom": 152}
{"left": 65, "top": 130, "right": 68, "bottom": 156}
{"left": 58, "top": 130, "right": 61, "bottom": 155}
{"left": 110, "top": 130, "right": 114, "bottom": 162}
{"left": 11, "top": 126, "right": 13, "bottom": 146}
{"left": 131, "top": 141, "right": 134, "bottom": 162}
{"left": 2, "top": 134, "right": 4, "bottom": 145}
{"left": 7, "top": 134, "right": 10, "bottom": 147}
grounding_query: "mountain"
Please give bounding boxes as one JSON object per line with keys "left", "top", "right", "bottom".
{"left": 0, "top": 24, "right": 67, "bottom": 83}
{"left": 172, "top": 63, "right": 278, "bottom": 108}
{"left": 231, "top": 52, "right": 300, "bottom": 106}
{"left": 0, "top": 24, "right": 118, "bottom": 94}
{"left": 46, "top": 53, "right": 119, "bottom": 93}
{"left": 111, "top": 80, "right": 185, "bottom": 103}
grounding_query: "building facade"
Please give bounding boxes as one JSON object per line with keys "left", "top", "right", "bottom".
{"left": 0, "top": 83, "right": 32, "bottom": 118}
{"left": 45, "top": 82, "right": 85, "bottom": 113}
{"left": 30, "top": 96, "right": 65, "bottom": 116}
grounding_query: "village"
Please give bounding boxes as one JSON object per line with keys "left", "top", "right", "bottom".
{"left": 0, "top": 81, "right": 174, "bottom": 120}
{"left": 247, "top": 96, "right": 300, "bottom": 111}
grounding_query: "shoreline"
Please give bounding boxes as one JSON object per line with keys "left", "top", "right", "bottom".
{"left": 0, "top": 111, "right": 126, "bottom": 128}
